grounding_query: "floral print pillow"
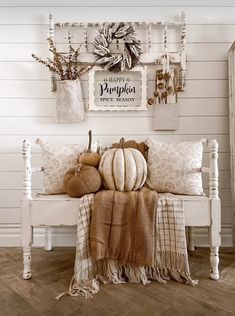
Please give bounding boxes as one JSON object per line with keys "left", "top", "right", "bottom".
{"left": 145, "top": 137, "right": 203, "bottom": 195}
{"left": 37, "top": 139, "right": 85, "bottom": 194}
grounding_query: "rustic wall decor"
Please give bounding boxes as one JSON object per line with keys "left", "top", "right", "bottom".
{"left": 93, "top": 22, "right": 142, "bottom": 72}
{"left": 48, "top": 13, "right": 186, "bottom": 121}
{"left": 32, "top": 30, "right": 91, "bottom": 123}
{"left": 49, "top": 12, "right": 187, "bottom": 92}
{"left": 148, "top": 68, "right": 178, "bottom": 105}
{"left": 88, "top": 66, "right": 147, "bottom": 111}
{"left": 147, "top": 15, "right": 186, "bottom": 104}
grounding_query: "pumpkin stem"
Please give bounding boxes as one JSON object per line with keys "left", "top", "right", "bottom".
{"left": 88, "top": 130, "right": 92, "bottom": 153}
{"left": 119, "top": 137, "right": 125, "bottom": 149}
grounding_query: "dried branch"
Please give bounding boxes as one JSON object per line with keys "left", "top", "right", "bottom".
{"left": 32, "top": 38, "right": 92, "bottom": 81}
{"left": 31, "top": 54, "right": 61, "bottom": 76}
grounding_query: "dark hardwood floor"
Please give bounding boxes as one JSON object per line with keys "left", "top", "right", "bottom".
{"left": 0, "top": 247, "right": 234, "bottom": 316}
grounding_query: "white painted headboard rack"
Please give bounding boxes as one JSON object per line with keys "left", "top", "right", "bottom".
{"left": 49, "top": 12, "right": 186, "bottom": 92}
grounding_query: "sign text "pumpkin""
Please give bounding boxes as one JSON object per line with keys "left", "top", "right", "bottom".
{"left": 99, "top": 83, "right": 136, "bottom": 98}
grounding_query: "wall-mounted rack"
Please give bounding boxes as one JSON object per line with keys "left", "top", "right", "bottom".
{"left": 48, "top": 12, "right": 186, "bottom": 92}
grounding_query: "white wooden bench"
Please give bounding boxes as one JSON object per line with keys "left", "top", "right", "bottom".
{"left": 21, "top": 139, "right": 221, "bottom": 281}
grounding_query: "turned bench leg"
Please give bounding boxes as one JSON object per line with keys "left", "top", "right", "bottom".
{"left": 23, "top": 246, "right": 32, "bottom": 279}
{"left": 209, "top": 199, "right": 221, "bottom": 280}
{"left": 188, "top": 227, "right": 195, "bottom": 251}
{"left": 21, "top": 199, "right": 33, "bottom": 279}
{"left": 210, "top": 246, "right": 219, "bottom": 280}
{"left": 44, "top": 226, "right": 52, "bottom": 251}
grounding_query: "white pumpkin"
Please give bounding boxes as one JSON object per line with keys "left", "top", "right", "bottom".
{"left": 99, "top": 138, "right": 147, "bottom": 191}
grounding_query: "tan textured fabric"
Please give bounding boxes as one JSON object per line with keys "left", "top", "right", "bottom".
{"left": 63, "top": 165, "right": 102, "bottom": 198}
{"left": 56, "top": 192, "right": 197, "bottom": 299}
{"left": 90, "top": 188, "right": 157, "bottom": 267}
{"left": 111, "top": 140, "right": 148, "bottom": 158}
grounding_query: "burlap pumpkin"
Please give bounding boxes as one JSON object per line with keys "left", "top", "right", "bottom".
{"left": 79, "top": 130, "right": 101, "bottom": 167}
{"left": 63, "top": 164, "right": 102, "bottom": 198}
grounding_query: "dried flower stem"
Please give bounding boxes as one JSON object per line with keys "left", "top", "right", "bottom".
{"left": 32, "top": 38, "right": 93, "bottom": 81}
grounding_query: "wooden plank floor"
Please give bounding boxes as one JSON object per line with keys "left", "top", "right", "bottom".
{"left": 0, "top": 247, "right": 234, "bottom": 316}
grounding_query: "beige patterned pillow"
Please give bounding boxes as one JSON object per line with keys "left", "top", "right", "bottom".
{"left": 37, "top": 139, "right": 85, "bottom": 194}
{"left": 145, "top": 137, "right": 203, "bottom": 195}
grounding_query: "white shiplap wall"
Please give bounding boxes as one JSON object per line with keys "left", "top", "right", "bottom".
{"left": 0, "top": 0, "right": 233, "bottom": 246}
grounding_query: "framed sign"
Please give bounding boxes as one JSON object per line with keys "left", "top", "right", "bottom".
{"left": 88, "top": 66, "right": 147, "bottom": 111}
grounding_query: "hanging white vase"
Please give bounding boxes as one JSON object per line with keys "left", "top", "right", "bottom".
{"left": 56, "top": 79, "right": 86, "bottom": 123}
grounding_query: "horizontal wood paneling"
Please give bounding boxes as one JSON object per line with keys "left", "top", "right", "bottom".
{"left": 0, "top": 43, "right": 48, "bottom": 61}
{"left": 0, "top": 62, "right": 49, "bottom": 80}
{"left": 0, "top": 25, "right": 48, "bottom": 43}
{"left": 0, "top": 208, "right": 20, "bottom": 223}
{"left": 186, "top": 62, "right": 228, "bottom": 80}
{"left": 0, "top": 3, "right": 232, "bottom": 245}
{"left": 0, "top": 153, "right": 42, "bottom": 171}
{"left": 1, "top": 4, "right": 235, "bottom": 24}
{"left": 187, "top": 43, "right": 231, "bottom": 61}
{"left": 178, "top": 99, "right": 229, "bottom": 117}
{"left": 0, "top": 190, "right": 22, "bottom": 207}
{"left": 0, "top": 98, "right": 229, "bottom": 117}
{"left": 0, "top": 116, "right": 229, "bottom": 135}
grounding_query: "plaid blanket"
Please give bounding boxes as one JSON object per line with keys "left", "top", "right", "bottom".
{"left": 56, "top": 193, "right": 197, "bottom": 299}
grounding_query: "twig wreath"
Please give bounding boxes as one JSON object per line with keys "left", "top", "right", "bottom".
{"left": 93, "top": 22, "right": 142, "bottom": 72}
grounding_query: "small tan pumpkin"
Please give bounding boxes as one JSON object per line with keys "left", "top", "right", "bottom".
{"left": 99, "top": 137, "right": 147, "bottom": 192}
{"left": 63, "top": 163, "right": 102, "bottom": 198}
{"left": 78, "top": 130, "right": 101, "bottom": 167}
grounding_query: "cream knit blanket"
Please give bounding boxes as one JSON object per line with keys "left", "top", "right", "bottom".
{"left": 56, "top": 193, "right": 197, "bottom": 299}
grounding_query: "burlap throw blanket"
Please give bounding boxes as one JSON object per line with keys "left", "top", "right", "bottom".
{"left": 90, "top": 188, "right": 157, "bottom": 267}
{"left": 56, "top": 192, "right": 197, "bottom": 300}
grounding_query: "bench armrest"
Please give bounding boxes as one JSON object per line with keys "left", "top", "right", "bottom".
{"left": 22, "top": 139, "right": 43, "bottom": 199}
{"left": 22, "top": 140, "right": 32, "bottom": 199}
{"left": 208, "top": 139, "right": 219, "bottom": 199}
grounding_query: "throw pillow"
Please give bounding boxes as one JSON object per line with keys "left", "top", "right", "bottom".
{"left": 36, "top": 138, "right": 85, "bottom": 194}
{"left": 145, "top": 137, "right": 203, "bottom": 195}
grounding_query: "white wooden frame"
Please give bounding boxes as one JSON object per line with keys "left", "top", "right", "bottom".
{"left": 49, "top": 12, "right": 186, "bottom": 92}
{"left": 21, "top": 139, "right": 221, "bottom": 281}
{"left": 88, "top": 66, "right": 147, "bottom": 111}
